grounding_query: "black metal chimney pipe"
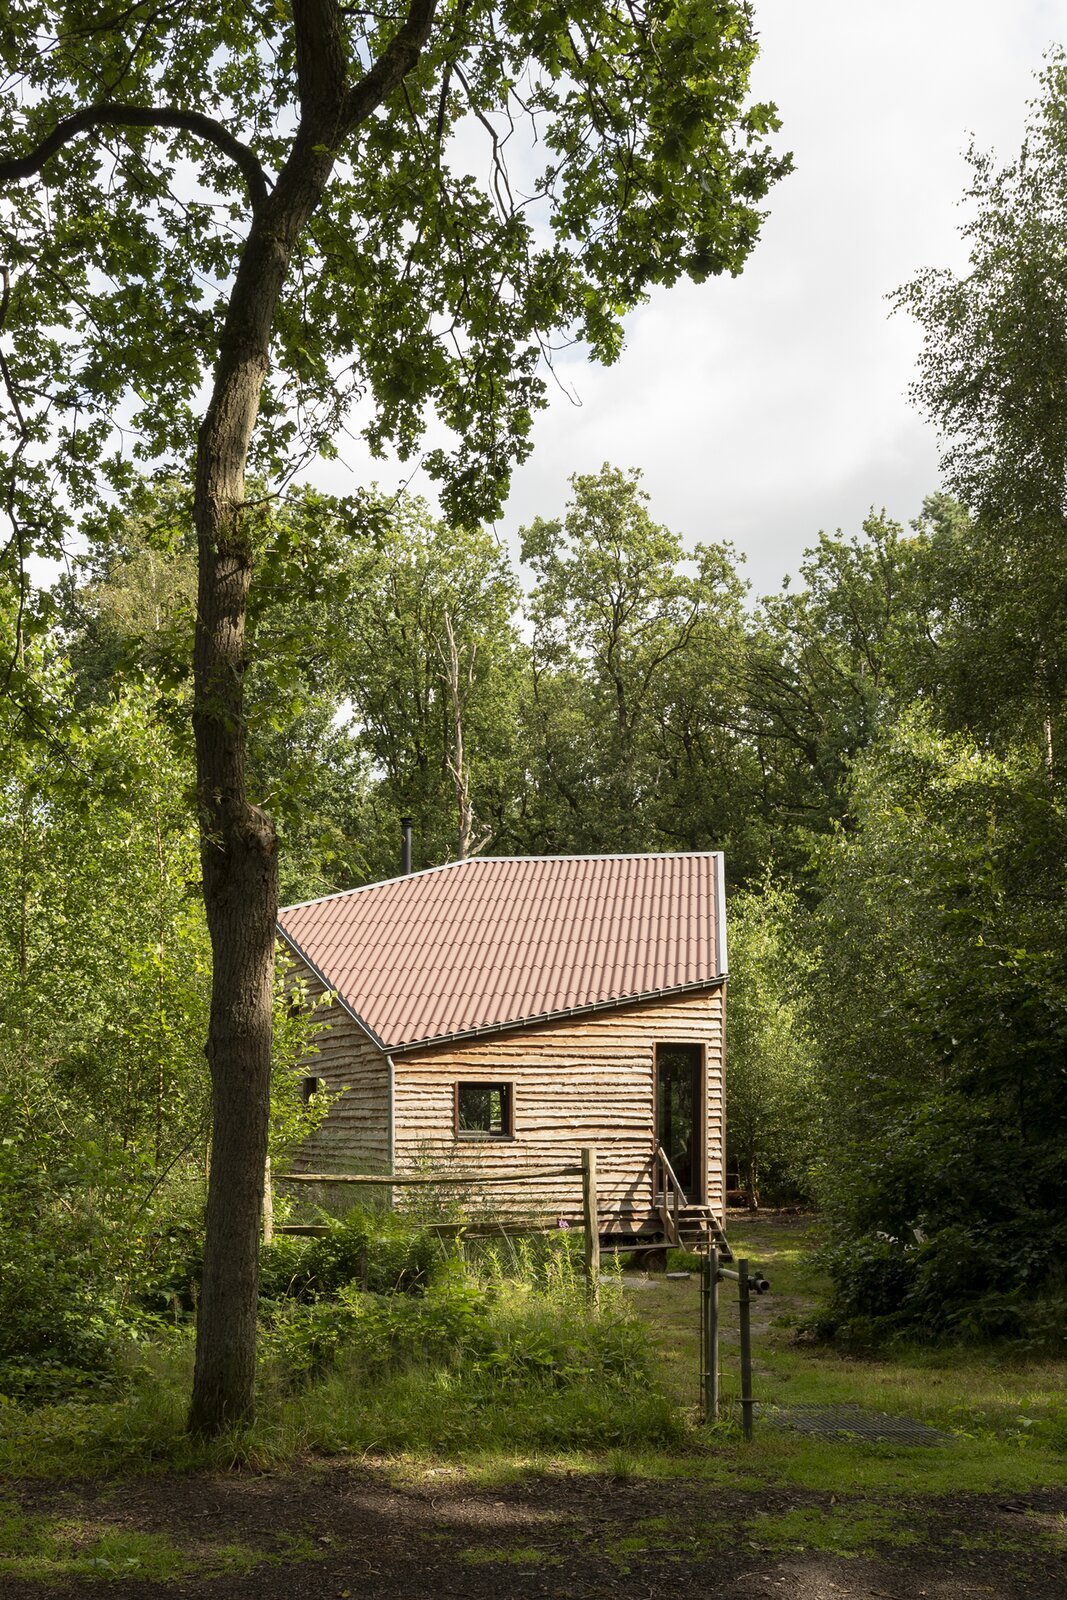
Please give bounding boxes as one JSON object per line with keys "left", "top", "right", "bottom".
{"left": 400, "top": 816, "right": 413, "bottom": 875}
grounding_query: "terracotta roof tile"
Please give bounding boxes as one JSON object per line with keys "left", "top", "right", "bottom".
{"left": 278, "top": 852, "right": 726, "bottom": 1051}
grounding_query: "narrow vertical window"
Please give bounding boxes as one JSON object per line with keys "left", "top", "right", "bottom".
{"left": 655, "top": 1043, "right": 703, "bottom": 1202}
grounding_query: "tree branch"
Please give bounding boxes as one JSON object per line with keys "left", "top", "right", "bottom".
{"left": 344, "top": 0, "right": 439, "bottom": 128}
{"left": 0, "top": 103, "right": 269, "bottom": 214}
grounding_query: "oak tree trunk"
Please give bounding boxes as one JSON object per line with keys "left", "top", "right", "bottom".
{"left": 187, "top": 0, "right": 436, "bottom": 1436}
{"left": 187, "top": 100, "right": 344, "bottom": 1446}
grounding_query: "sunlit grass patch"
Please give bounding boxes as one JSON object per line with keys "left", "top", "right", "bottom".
{"left": 726, "top": 1217, "right": 1067, "bottom": 1441}
{"left": 741, "top": 1432, "right": 1067, "bottom": 1495}
{"left": 458, "top": 1543, "right": 561, "bottom": 1566}
{"left": 744, "top": 1501, "right": 919, "bottom": 1557}
{"left": 0, "top": 1499, "right": 265, "bottom": 1584}
{"left": 1027, "top": 1509, "right": 1067, "bottom": 1552}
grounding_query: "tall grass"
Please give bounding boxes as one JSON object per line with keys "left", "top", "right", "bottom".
{"left": 0, "top": 1214, "right": 678, "bottom": 1477}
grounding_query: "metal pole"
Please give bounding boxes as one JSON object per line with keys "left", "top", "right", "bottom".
{"left": 582, "top": 1147, "right": 600, "bottom": 1311}
{"left": 739, "top": 1256, "right": 753, "bottom": 1440}
{"left": 709, "top": 1245, "right": 720, "bottom": 1422}
{"left": 699, "top": 1249, "right": 707, "bottom": 1417}
{"left": 702, "top": 1245, "right": 719, "bottom": 1423}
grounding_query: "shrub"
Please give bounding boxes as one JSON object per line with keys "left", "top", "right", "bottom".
{"left": 258, "top": 1207, "right": 443, "bottom": 1307}
{"left": 261, "top": 1273, "right": 678, "bottom": 1452}
{"left": 0, "top": 1154, "right": 121, "bottom": 1402}
{"left": 813, "top": 1222, "right": 1046, "bottom": 1348}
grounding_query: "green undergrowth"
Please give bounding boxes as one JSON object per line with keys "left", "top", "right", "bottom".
{"left": 1, "top": 1213, "right": 1065, "bottom": 1510}
{"left": 0, "top": 1234, "right": 677, "bottom": 1478}
{"left": 258, "top": 1209, "right": 441, "bottom": 1303}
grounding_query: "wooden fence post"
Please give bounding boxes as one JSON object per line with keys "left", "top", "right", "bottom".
{"left": 262, "top": 1153, "right": 274, "bottom": 1246}
{"left": 582, "top": 1146, "right": 600, "bottom": 1310}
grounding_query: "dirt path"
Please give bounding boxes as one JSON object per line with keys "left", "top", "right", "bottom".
{"left": 5, "top": 1462, "right": 1066, "bottom": 1599}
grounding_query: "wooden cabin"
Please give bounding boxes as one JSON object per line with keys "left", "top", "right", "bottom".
{"left": 277, "top": 852, "right": 729, "bottom": 1250}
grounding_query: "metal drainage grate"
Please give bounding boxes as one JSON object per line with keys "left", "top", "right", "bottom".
{"left": 756, "top": 1402, "right": 952, "bottom": 1446}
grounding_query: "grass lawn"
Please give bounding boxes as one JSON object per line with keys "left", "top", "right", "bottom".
{"left": 609, "top": 1212, "right": 1067, "bottom": 1497}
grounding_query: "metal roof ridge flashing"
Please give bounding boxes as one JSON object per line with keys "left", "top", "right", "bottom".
{"left": 279, "top": 848, "right": 724, "bottom": 914}
{"left": 715, "top": 848, "right": 729, "bottom": 977}
{"left": 279, "top": 855, "right": 476, "bottom": 914}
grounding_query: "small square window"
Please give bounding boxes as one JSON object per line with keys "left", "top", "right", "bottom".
{"left": 456, "top": 1082, "right": 513, "bottom": 1139}
{"left": 301, "top": 1074, "right": 324, "bottom": 1105}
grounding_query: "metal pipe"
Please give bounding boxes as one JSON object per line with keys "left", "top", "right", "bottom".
{"left": 739, "top": 1257, "right": 754, "bottom": 1440}
{"left": 400, "top": 815, "right": 413, "bottom": 874}
{"left": 703, "top": 1245, "right": 719, "bottom": 1423}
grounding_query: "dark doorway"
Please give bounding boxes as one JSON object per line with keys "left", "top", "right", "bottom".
{"left": 655, "top": 1043, "right": 703, "bottom": 1203}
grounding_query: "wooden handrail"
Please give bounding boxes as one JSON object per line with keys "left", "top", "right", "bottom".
{"left": 655, "top": 1144, "right": 688, "bottom": 1205}
{"left": 654, "top": 1144, "right": 689, "bottom": 1247}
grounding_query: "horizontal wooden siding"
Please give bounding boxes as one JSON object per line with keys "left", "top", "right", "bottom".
{"left": 393, "top": 987, "right": 725, "bottom": 1229}
{"left": 283, "top": 954, "right": 392, "bottom": 1175}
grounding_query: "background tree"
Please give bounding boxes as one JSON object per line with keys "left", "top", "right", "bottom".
{"left": 724, "top": 879, "right": 817, "bottom": 1209}
{"left": 520, "top": 464, "right": 748, "bottom": 854}
{"left": 0, "top": 2, "right": 788, "bottom": 1430}
{"left": 897, "top": 51, "right": 1067, "bottom": 772}
{"left": 787, "top": 56, "right": 1067, "bottom": 1342}
{"left": 57, "top": 484, "right": 375, "bottom": 903}
{"left": 337, "top": 498, "right": 523, "bottom": 872}
{"left": 743, "top": 511, "right": 939, "bottom": 869}
{"left": 810, "top": 715, "right": 1067, "bottom": 1342}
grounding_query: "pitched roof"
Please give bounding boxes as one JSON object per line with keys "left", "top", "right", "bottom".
{"left": 278, "top": 852, "right": 726, "bottom": 1053}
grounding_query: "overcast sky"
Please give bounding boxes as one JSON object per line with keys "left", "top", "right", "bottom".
{"left": 317, "top": 2, "right": 1065, "bottom": 600}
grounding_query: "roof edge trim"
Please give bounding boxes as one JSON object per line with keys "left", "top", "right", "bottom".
{"left": 276, "top": 929, "right": 390, "bottom": 1054}
{"left": 387, "top": 972, "right": 727, "bottom": 1056}
{"left": 715, "top": 849, "right": 729, "bottom": 977}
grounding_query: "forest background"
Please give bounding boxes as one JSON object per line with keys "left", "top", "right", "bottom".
{"left": 2, "top": 46, "right": 1067, "bottom": 1410}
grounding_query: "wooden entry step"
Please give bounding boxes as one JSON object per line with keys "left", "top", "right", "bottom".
{"left": 674, "top": 1204, "right": 734, "bottom": 1261}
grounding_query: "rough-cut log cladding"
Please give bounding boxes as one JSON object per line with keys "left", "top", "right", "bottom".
{"left": 393, "top": 988, "right": 725, "bottom": 1228}
{"left": 282, "top": 944, "right": 724, "bottom": 1230}
{"left": 285, "top": 964, "right": 392, "bottom": 1176}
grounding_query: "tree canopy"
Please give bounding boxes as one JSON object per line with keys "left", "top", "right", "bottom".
{"left": 0, "top": 0, "right": 789, "bottom": 1431}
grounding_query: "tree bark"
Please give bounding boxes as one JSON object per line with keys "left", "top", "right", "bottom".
{"left": 440, "top": 606, "right": 475, "bottom": 858}
{"left": 187, "top": 0, "right": 437, "bottom": 1436}
{"left": 187, "top": 149, "right": 335, "bottom": 1432}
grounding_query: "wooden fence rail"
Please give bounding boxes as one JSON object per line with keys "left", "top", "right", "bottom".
{"left": 279, "top": 1166, "right": 583, "bottom": 1186}
{"left": 274, "top": 1153, "right": 600, "bottom": 1305}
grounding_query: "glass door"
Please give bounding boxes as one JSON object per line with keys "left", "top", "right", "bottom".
{"left": 655, "top": 1043, "right": 703, "bottom": 1203}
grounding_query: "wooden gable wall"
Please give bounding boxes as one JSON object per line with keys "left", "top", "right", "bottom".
{"left": 285, "top": 955, "right": 392, "bottom": 1175}
{"left": 283, "top": 943, "right": 725, "bottom": 1229}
